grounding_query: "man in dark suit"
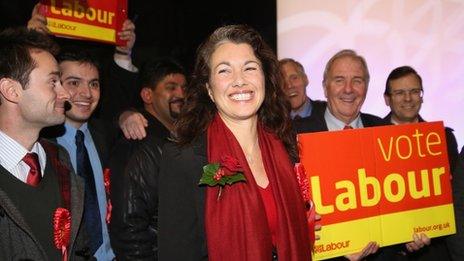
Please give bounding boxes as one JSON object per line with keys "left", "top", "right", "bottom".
{"left": 383, "top": 65, "right": 458, "bottom": 173}
{"left": 43, "top": 48, "right": 117, "bottom": 260}
{"left": 383, "top": 65, "right": 458, "bottom": 261}
{"left": 293, "top": 49, "right": 387, "bottom": 134}
{"left": 447, "top": 146, "right": 464, "bottom": 261}
{"left": 294, "top": 50, "right": 433, "bottom": 260}
{"left": 109, "top": 58, "right": 186, "bottom": 260}
{"left": 0, "top": 27, "right": 88, "bottom": 260}
{"left": 279, "top": 58, "right": 326, "bottom": 120}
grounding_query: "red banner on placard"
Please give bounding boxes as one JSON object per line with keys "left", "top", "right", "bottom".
{"left": 40, "top": 0, "right": 127, "bottom": 45}
{"left": 298, "top": 122, "right": 455, "bottom": 260}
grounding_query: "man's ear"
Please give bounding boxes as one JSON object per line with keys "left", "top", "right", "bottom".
{"left": 322, "top": 83, "right": 328, "bottom": 98}
{"left": 206, "top": 83, "right": 215, "bottom": 102}
{"left": 0, "top": 78, "right": 21, "bottom": 103}
{"left": 303, "top": 74, "right": 309, "bottom": 87}
{"left": 384, "top": 94, "right": 391, "bottom": 107}
{"left": 140, "top": 87, "right": 153, "bottom": 104}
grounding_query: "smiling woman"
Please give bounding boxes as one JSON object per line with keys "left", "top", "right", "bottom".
{"left": 158, "top": 24, "right": 313, "bottom": 261}
{"left": 206, "top": 42, "right": 265, "bottom": 123}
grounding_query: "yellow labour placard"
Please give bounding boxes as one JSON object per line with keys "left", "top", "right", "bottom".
{"left": 40, "top": 0, "right": 127, "bottom": 45}
{"left": 298, "top": 122, "right": 455, "bottom": 260}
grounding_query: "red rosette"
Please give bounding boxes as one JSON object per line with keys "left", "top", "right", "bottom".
{"left": 294, "top": 163, "right": 316, "bottom": 249}
{"left": 306, "top": 201, "right": 316, "bottom": 249}
{"left": 53, "top": 207, "right": 71, "bottom": 261}
{"left": 103, "top": 168, "right": 112, "bottom": 224}
{"left": 106, "top": 199, "right": 113, "bottom": 224}
{"left": 294, "top": 163, "right": 311, "bottom": 203}
{"left": 103, "top": 168, "right": 111, "bottom": 195}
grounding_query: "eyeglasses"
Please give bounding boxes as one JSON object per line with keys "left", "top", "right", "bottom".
{"left": 389, "top": 88, "right": 423, "bottom": 99}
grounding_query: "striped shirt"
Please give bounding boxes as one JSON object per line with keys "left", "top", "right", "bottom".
{"left": 0, "top": 130, "right": 46, "bottom": 183}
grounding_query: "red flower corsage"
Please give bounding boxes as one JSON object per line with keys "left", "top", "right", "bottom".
{"left": 103, "top": 168, "right": 112, "bottom": 224}
{"left": 53, "top": 207, "right": 71, "bottom": 261}
{"left": 199, "top": 155, "right": 246, "bottom": 199}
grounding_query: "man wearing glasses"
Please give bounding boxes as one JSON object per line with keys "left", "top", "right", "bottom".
{"left": 383, "top": 66, "right": 458, "bottom": 172}
{"left": 383, "top": 65, "right": 459, "bottom": 260}
{"left": 383, "top": 66, "right": 425, "bottom": 125}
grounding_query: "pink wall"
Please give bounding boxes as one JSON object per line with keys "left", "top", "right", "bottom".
{"left": 278, "top": 0, "right": 464, "bottom": 148}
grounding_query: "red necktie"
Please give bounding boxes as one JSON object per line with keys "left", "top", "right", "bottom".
{"left": 343, "top": 125, "right": 353, "bottom": 130}
{"left": 23, "top": 152, "right": 42, "bottom": 186}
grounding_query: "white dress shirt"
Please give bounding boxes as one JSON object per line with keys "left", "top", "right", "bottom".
{"left": 0, "top": 130, "right": 46, "bottom": 182}
{"left": 324, "top": 108, "right": 364, "bottom": 131}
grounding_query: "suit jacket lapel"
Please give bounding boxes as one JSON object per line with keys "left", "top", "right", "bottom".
{"left": 69, "top": 168, "right": 85, "bottom": 256}
{"left": 383, "top": 112, "right": 393, "bottom": 123}
{"left": 311, "top": 114, "right": 329, "bottom": 132}
{"left": 360, "top": 114, "right": 371, "bottom": 127}
{"left": 40, "top": 139, "right": 85, "bottom": 257}
{"left": 0, "top": 168, "right": 34, "bottom": 233}
{"left": 191, "top": 134, "right": 208, "bottom": 255}
{"left": 88, "top": 119, "right": 109, "bottom": 167}
{"left": 294, "top": 113, "right": 329, "bottom": 133}
{"left": 192, "top": 135, "right": 207, "bottom": 227}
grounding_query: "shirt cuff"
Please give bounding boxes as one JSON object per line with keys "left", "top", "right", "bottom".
{"left": 114, "top": 55, "right": 139, "bottom": 73}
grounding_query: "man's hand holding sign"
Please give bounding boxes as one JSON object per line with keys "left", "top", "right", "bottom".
{"left": 36, "top": 0, "right": 128, "bottom": 45}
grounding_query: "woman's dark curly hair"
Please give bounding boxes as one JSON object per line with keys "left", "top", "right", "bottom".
{"left": 176, "top": 24, "right": 295, "bottom": 158}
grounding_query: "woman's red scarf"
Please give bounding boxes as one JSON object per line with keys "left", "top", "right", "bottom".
{"left": 205, "top": 114, "right": 312, "bottom": 261}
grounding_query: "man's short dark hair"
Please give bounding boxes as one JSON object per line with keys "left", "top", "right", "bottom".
{"left": 140, "top": 58, "right": 185, "bottom": 90}
{"left": 384, "top": 66, "right": 423, "bottom": 95}
{"left": 0, "top": 27, "right": 59, "bottom": 89}
{"left": 57, "top": 46, "right": 101, "bottom": 72}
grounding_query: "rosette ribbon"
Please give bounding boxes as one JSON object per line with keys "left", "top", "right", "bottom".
{"left": 103, "top": 168, "right": 112, "bottom": 224}
{"left": 53, "top": 207, "right": 71, "bottom": 261}
{"left": 295, "top": 163, "right": 316, "bottom": 249}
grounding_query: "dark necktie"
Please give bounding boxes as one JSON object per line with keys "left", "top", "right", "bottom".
{"left": 343, "top": 125, "right": 353, "bottom": 130}
{"left": 75, "top": 130, "right": 102, "bottom": 254}
{"left": 23, "top": 152, "right": 42, "bottom": 186}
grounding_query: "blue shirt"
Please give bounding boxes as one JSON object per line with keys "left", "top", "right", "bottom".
{"left": 290, "top": 98, "right": 313, "bottom": 119}
{"left": 57, "top": 122, "right": 115, "bottom": 260}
